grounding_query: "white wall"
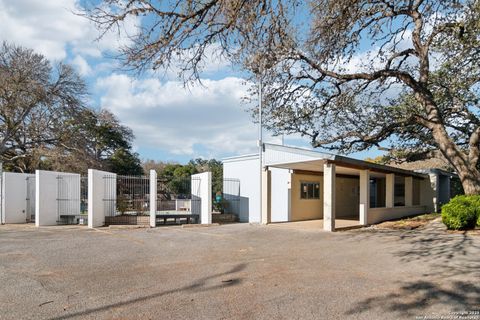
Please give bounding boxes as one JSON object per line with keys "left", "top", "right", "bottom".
{"left": 270, "top": 168, "right": 291, "bottom": 222}
{"left": 88, "top": 169, "right": 116, "bottom": 228}
{"left": 36, "top": 170, "right": 80, "bottom": 226}
{"left": 1, "top": 173, "right": 34, "bottom": 224}
{"left": 223, "top": 156, "right": 261, "bottom": 223}
{"left": 191, "top": 172, "right": 212, "bottom": 224}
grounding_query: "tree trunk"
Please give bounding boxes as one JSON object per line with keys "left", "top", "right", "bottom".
{"left": 457, "top": 166, "right": 480, "bottom": 195}
{"left": 430, "top": 123, "right": 480, "bottom": 195}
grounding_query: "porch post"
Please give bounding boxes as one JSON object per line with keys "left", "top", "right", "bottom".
{"left": 261, "top": 169, "right": 271, "bottom": 224}
{"left": 359, "top": 170, "right": 369, "bottom": 226}
{"left": 386, "top": 173, "right": 395, "bottom": 208}
{"left": 405, "top": 176, "right": 413, "bottom": 207}
{"left": 149, "top": 170, "right": 157, "bottom": 227}
{"left": 323, "top": 163, "right": 336, "bottom": 232}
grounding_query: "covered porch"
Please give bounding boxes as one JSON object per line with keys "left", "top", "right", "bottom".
{"left": 261, "top": 144, "right": 429, "bottom": 231}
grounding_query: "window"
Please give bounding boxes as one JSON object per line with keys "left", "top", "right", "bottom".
{"left": 300, "top": 182, "right": 320, "bottom": 199}
{"left": 394, "top": 176, "right": 405, "bottom": 206}
{"left": 369, "top": 177, "right": 386, "bottom": 208}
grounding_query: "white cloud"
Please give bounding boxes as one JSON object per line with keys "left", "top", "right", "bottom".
{"left": 148, "top": 42, "right": 233, "bottom": 80}
{"left": 96, "top": 74, "right": 268, "bottom": 158}
{"left": 71, "top": 55, "right": 92, "bottom": 76}
{"left": 0, "top": 0, "right": 138, "bottom": 61}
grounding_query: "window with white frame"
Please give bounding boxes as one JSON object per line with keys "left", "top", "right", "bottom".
{"left": 300, "top": 182, "right": 320, "bottom": 199}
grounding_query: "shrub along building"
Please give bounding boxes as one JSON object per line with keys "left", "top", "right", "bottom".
{"left": 223, "top": 143, "right": 458, "bottom": 231}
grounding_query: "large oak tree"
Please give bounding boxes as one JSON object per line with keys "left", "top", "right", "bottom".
{"left": 0, "top": 43, "right": 142, "bottom": 174}
{"left": 84, "top": 0, "right": 480, "bottom": 194}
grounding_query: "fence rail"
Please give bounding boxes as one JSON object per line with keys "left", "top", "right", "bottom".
{"left": 57, "top": 175, "right": 81, "bottom": 224}
{"left": 26, "top": 176, "right": 36, "bottom": 222}
{"left": 103, "top": 175, "right": 150, "bottom": 217}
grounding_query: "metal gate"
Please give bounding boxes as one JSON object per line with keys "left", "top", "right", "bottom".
{"left": 213, "top": 178, "right": 240, "bottom": 215}
{"left": 57, "top": 175, "right": 81, "bottom": 224}
{"left": 156, "top": 177, "right": 192, "bottom": 211}
{"left": 155, "top": 176, "right": 201, "bottom": 225}
{"left": 26, "top": 176, "right": 36, "bottom": 222}
{"left": 117, "top": 175, "right": 150, "bottom": 215}
{"left": 81, "top": 176, "right": 88, "bottom": 215}
{"left": 103, "top": 175, "right": 150, "bottom": 216}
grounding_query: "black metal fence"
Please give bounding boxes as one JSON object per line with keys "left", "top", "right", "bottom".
{"left": 115, "top": 175, "right": 150, "bottom": 216}
{"left": 213, "top": 178, "right": 240, "bottom": 215}
{"left": 156, "top": 177, "right": 201, "bottom": 213}
{"left": 81, "top": 176, "right": 88, "bottom": 215}
{"left": 56, "top": 175, "right": 82, "bottom": 224}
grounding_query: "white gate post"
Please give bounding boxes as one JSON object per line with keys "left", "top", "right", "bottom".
{"left": 191, "top": 172, "right": 212, "bottom": 224}
{"left": 87, "top": 169, "right": 96, "bottom": 228}
{"left": 149, "top": 170, "right": 157, "bottom": 227}
{"left": 88, "top": 169, "right": 116, "bottom": 228}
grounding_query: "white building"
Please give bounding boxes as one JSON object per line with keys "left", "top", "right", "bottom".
{"left": 223, "top": 143, "right": 455, "bottom": 231}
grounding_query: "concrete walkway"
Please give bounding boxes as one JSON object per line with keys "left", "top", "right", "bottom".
{"left": 0, "top": 221, "right": 479, "bottom": 320}
{"left": 267, "top": 217, "right": 360, "bottom": 230}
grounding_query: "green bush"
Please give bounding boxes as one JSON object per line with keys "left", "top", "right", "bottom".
{"left": 441, "top": 195, "right": 480, "bottom": 230}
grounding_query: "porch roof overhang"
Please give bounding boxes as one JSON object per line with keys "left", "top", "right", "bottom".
{"left": 263, "top": 143, "right": 428, "bottom": 178}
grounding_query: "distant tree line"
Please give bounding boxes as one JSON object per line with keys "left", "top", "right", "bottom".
{"left": 0, "top": 42, "right": 143, "bottom": 175}
{"left": 143, "top": 158, "right": 223, "bottom": 194}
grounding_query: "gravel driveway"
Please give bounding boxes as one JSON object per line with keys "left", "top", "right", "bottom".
{"left": 0, "top": 221, "right": 479, "bottom": 320}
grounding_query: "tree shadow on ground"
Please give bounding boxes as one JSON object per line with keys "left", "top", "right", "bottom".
{"left": 342, "top": 221, "right": 480, "bottom": 317}
{"left": 345, "top": 280, "right": 480, "bottom": 317}
{"left": 49, "top": 263, "right": 247, "bottom": 320}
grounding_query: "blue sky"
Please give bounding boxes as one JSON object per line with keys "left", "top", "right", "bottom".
{"left": 0, "top": 0, "right": 385, "bottom": 164}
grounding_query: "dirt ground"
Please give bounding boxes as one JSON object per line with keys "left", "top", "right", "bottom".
{"left": 373, "top": 213, "right": 480, "bottom": 236}
{"left": 1, "top": 221, "right": 479, "bottom": 320}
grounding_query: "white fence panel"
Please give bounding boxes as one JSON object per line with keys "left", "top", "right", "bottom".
{"left": 1, "top": 172, "right": 34, "bottom": 224}
{"left": 36, "top": 170, "right": 80, "bottom": 226}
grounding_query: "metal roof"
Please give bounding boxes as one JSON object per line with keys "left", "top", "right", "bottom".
{"left": 224, "top": 143, "right": 429, "bottom": 178}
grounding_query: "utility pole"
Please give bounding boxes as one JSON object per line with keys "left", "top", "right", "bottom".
{"left": 258, "top": 75, "right": 263, "bottom": 223}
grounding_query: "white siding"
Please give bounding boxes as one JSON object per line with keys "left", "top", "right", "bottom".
{"left": 264, "top": 145, "right": 330, "bottom": 166}
{"left": 223, "top": 156, "right": 260, "bottom": 222}
{"left": 270, "top": 168, "right": 291, "bottom": 222}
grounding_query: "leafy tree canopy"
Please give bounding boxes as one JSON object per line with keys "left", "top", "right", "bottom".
{"left": 85, "top": 0, "right": 480, "bottom": 194}
{"left": 0, "top": 42, "right": 142, "bottom": 175}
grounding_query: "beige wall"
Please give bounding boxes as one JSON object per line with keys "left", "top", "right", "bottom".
{"left": 287, "top": 170, "right": 436, "bottom": 226}
{"left": 335, "top": 176, "right": 360, "bottom": 218}
{"left": 290, "top": 173, "right": 323, "bottom": 221}
{"left": 367, "top": 206, "right": 427, "bottom": 224}
{"left": 290, "top": 173, "right": 361, "bottom": 221}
